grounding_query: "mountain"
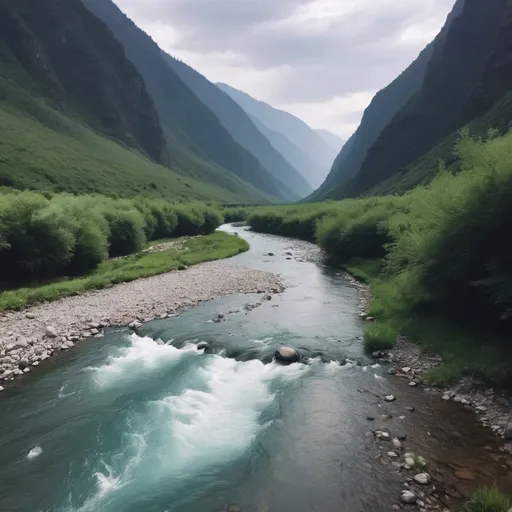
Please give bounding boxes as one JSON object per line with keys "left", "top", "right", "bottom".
{"left": 0, "top": 0, "right": 271, "bottom": 204}
{"left": 217, "top": 83, "right": 338, "bottom": 189}
{"left": 316, "top": 130, "right": 345, "bottom": 153}
{"left": 82, "top": 0, "right": 298, "bottom": 202}
{"left": 166, "top": 56, "right": 312, "bottom": 198}
{"left": 316, "top": 0, "right": 512, "bottom": 200}
{"left": 0, "top": 0, "right": 166, "bottom": 164}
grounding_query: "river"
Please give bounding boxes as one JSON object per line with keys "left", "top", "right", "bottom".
{"left": 0, "top": 225, "right": 511, "bottom": 512}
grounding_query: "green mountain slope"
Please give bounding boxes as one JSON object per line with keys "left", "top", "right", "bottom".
{"left": 167, "top": 56, "right": 312, "bottom": 199}
{"left": 82, "top": 0, "right": 297, "bottom": 202}
{"left": 0, "top": 0, "right": 166, "bottom": 164}
{"left": 217, "top": 83, "right": 337, "bottom": 187}
{"left": 0, "top": 89, "right": 268, "bottom": 203}
{"left": 335, "top": 0, "right": 512, "bottom": 198}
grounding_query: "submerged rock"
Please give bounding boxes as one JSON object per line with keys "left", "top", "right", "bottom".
{"left": 275, "top": 346, "right": 299, "bottom": 363}
{"left": 197, "top": 341, "right": 209, "bottom": 350}
{"left": 385, "top": 395, "right": 396, "bottom": 402}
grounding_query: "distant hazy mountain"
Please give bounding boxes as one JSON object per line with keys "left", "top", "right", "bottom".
{"left": 83, "top": 0, "right": 298, "bottom": 202}
{"left": 249, "top": 116, "right": 322, "bottom": 189}
{"left": 167, "top": 56, "right": 312, "bottom": 198}
{"left": 316, "top": 130, "right": 345, "bottom": 153}
{"left": 217, "top": 83, "right": 338, "bottom": 189}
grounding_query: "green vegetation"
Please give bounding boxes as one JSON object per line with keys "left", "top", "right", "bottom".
{"left": 461, "top": 487, "right": 511, "bottom": 512}
{"left": 0, "top": 98, "right": 263, "bottom": 203}
{"left": 0, "top": 232, "right": 247, "bottom": 312}
{"left": 363, "top": 321, "right": 398, "bottom": 352}
{"left": 0, "top": 189, "right": 226, "bottom": 288}
{"left": 247, "top": 130, "right": 512, "bottom": 389}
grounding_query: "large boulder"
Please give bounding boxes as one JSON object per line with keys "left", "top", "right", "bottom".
{"left": 275, "top": 346, "right": 299, "bottom": 363}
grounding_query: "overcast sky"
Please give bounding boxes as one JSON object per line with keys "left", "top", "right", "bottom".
{"left": 114, "top": 0, "right": 455, "bottom": 138}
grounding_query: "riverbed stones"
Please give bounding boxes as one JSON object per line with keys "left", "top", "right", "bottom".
{"left": 400, "top": 490, "right": 417, "bottom": 504}
{"left": 275, "top": 346, "right": 299, "bottom": 363}
{"left": 392, "top": 438, "right": 402, "bottom": 450}
{"left": 414, "top": 473, "right": 431, "bottom": 485}
{"left": 385, "top": 395, "right": 396, "bottom": 402}
{"left": 408, "top": 381, "right": 418, "bottom": 387}
{"left": 504, "top": 423, "right": 512, "bottom": 441}
{"left": 45, "top": 326, "right": 58, "bottom": 338}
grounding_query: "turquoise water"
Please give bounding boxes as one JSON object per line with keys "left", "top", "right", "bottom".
{"left": 0, "top": 226, "right": 510, "bottom": 512}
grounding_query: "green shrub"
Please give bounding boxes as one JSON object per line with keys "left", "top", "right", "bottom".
{"left": 363, "top": 321, "right": 398, "bottom": 352}
{"left": 461, "top": 487, "right": 511, "bottom": 512}
{"left": 103, "top": 207, "right": 147, "bottom": 257}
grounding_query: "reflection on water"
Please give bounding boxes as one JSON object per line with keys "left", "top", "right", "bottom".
{"left": 0, "top": 225, "right": 510, "bottom": 512}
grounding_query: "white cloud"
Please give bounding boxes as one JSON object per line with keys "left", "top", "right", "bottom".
{"left": 114, "top": 0, "right": 456, "bottom": 137}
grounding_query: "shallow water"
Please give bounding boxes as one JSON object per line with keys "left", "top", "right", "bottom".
{"left": 0, "top": 225, "right": 511, "bottom": 512}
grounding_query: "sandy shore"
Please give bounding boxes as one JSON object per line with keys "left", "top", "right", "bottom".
{"left": 0, "top": 261, "right": 283, "bottom": 387}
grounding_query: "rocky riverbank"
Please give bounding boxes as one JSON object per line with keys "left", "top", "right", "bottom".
{"left": 0, "top": 261, "right": 283, "bottom": 389}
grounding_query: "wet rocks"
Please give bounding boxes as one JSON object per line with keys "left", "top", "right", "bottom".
{"left": 504, "top": 423, "right": 512, "bottom": 441}
{"left": 400, "top": 490, "right": 417, "bottom": 504}
{"left": 414, "top": 473, "right": 431, "bottom": 485}
{"left": 275, "top": 346, "right": 299, "bottom": 363}
{"left": 385, "top": 395, "right": 396, "bottom": 402}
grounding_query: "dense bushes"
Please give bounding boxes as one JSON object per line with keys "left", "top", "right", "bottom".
{"left": 247, "top": 129, "right": 512, "bottom": 345}
{"left": 0, "top": 191, "right": 224, "bottom": 286}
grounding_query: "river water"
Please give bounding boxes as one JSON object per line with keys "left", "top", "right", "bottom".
{"left": 0, "top": 225, "right": 511, "bottom": 512}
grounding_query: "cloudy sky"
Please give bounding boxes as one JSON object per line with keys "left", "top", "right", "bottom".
{"left": 114, "top": 0, "right": 455, "bottom": 138}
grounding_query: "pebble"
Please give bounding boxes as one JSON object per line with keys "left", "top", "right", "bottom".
{"left": 392, "top": 438, "right": 402, "bottom": 450}
{"left": 388, "top": 451, "right": 398, "bottom": 458}
{"left": 385, "top": 395, "right": 396, "bottom": 402}
{"left": 0, "top": 386, "right": 4, "bottom": 391}
{"left": 442, "top": 395, "right": 450, "bottom": 401}
{"left": 408, "top": 381, "right": 418, "bottom": 387}
{"left": 414, "top": 473, "right": 431, "bottom": 485}
{"left": 400, "top": 490, "right": 417, "bottom": 504}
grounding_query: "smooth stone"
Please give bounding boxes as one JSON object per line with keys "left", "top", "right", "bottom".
{"left": 45, "top": 326, "right": 58, "bottom": 338}
{"left": 400, "top": 490, "right": 417, "bottom": 504}
{"left": 0, "top": 386, "right": 4, "bottom": 391}
{"left": 372, "top": 351, "right": 381, "bottom": 358}
{"left": 388, "top": 368, "right": 397, "bottom": 375}
{"left": 476, "top": 405, "right": 488, "bottom": 412}
{"left": 409, "top": 381, "right": 418, "bottom": 387}
{"left": 385, "top": 395, "right": 396, "bottom": 402}
{"left": 388, "top": 451, "right": 398, "bottom": 458}
{"left": 503, "top": 423, "right": 512, "bottom": 441}
{"left": 275, "top": 346, "right": 299, "bottom": 363}
{"left": 392, "top": 438, "right": 402, "bottom": 449}
{"left": 442, "top": 394, "right": 450, "bottom": 401}
{"left": 405, "top": 457, "right": 415, "bottom": 467}
{"left": 25, "top": 313, "right": 35, "bottom": 319}
{"left": 402, "top": 367, "right": 411, "bottom": 373}
{"left": 404, "top": 406, "right": 416, "bottom": 412}
{"left": 414, "top": 473, "right": 431, "bottom": 485}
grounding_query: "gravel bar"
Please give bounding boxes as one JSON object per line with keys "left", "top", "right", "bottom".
{"left": 0, "top": 261, "right": 283, "bottom": 387}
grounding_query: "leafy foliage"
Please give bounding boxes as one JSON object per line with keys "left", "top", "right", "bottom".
{"left": 247, "top": 130, "right": 512, "bottom": 387}
{"left": 0, "top": 190, "right": 225, "bottom": 287}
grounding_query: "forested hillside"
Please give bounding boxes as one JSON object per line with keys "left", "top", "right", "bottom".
{"left": 82, "top": 0, "right": 299, "bottom": 202}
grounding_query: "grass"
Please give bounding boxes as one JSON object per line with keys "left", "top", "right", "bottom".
{"left": 0, "top": 232, "right": 248, "bottom": 311}
{"left": 342, "top": 260, "right": 512, "bottom": 388}
{"left": 461, "top": 487, "right": 511, "bottom": 512}
{"left": 363, "top": 321, "right": 399, "bottom": 352}
{"left": 0, "top": 96, "right": 257, "bottom": 203}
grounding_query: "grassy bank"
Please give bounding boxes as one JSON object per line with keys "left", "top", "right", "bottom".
{"left": 461, "top": 487, "right": 511, "bottom": 512}
{"left": 236, "top": 129, "right": 512, "bottom": 390}
{"left": 0, "top": 232, "right": 248, "bottom": 311}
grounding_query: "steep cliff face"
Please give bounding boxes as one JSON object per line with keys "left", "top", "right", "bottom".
{"left": 335, "top": 0, "right": 510, "bottom": 198}
{"left": 0, "top": 0, "right": 166, "bottom": 164}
